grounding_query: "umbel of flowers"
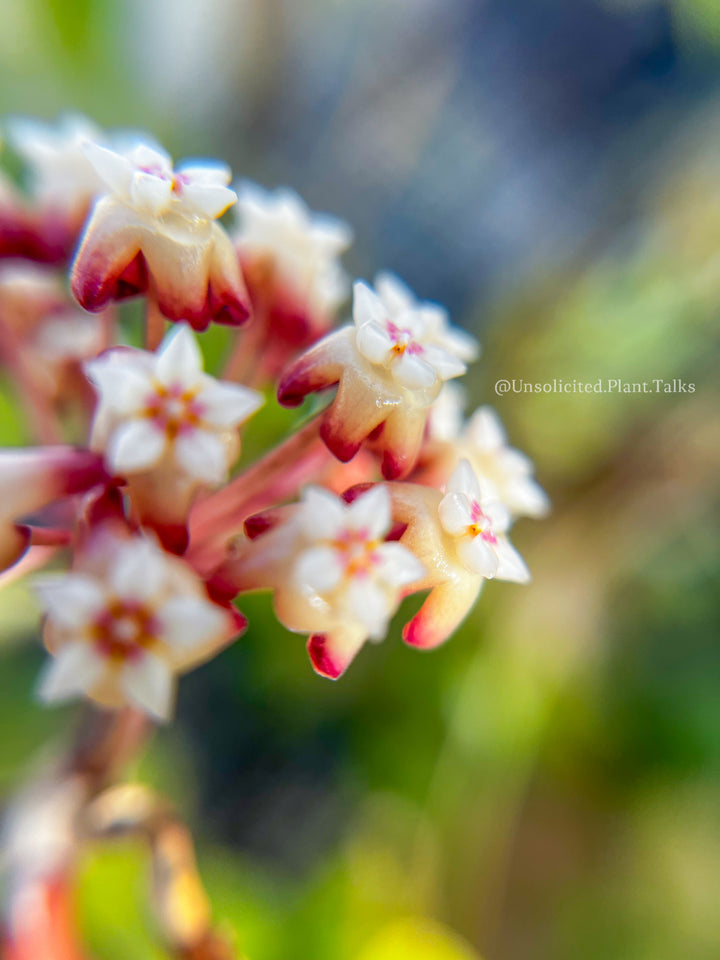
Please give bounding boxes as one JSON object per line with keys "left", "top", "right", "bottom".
{"left": 0, "top": 114, "right": 549, "bottom": 723}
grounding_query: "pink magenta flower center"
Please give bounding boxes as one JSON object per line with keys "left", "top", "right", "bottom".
{"left": 91, "top": 599, "right": 160, "bottom": 661}
{"left": 386, "top": 320, "right": 424, "bottom": 357}
{"left": 468, "top": 500, "right": 497, "bottom": 544}
{"left": 333, "top": 527, "right": 381, "bottom": 579}
{"left": 144, "top": 382, "right": 204, "bottom": 438}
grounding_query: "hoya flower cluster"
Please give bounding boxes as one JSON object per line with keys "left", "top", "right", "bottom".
{"left": 0, "top": 114, "right": 549, "bottom": 721}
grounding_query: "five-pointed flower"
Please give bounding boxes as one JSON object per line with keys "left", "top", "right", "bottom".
{"left": 86, "top": 324, "right": 263, "bottom": 485}
{"left": 216, "top": 484, "right": 425, "bottom": 679}
{"left": 425, "top": 386, "right": 549, "bottom": 519}
{"left": 35, "top": 529, "right": 240, "bottom": 720}
{"left": 278, "top": 275, "right": 479, "bottom": 478}
{"left": 234, "top": 182, "right": 352, "bottom": 350}
{"left": 384, "top": 459, "right": 530, "bottom": 650}
{"left": 437, "top": 460, "right": 530, "bottom": 581}
{"left": 70, "top": 140, "right": 251, "bottom": 330}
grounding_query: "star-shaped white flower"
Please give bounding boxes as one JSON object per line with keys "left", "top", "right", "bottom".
{"left": 84, "top": 141, "right": 237, "bottom": 221}
{"left": 354, "top": 275, "right": 478, "bottom": 390}
{"left": 438, "top": 460, "right": 530, "bottom": 582}
{"left": 218, "top": 484, "right": 425, "bottom": 678}
{"left": 86, "top": 325, "right": 263, "bottom": 485}
{"left": 35, "top": 532, "right": 236, "bottom": 720}
{"left": 294, "top": 485, "right": 424, "bottom": 642}
{"left": 235, "top": 182, "right": 352, "bottom": 316}
{"left": 463, "top": 406, "right": 550, "bottom": 518}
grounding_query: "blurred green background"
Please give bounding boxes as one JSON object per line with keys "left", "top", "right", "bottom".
{"left": 1, "top": 0, "right": 720, "bottom": 958}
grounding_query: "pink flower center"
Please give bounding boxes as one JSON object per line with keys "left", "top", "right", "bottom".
{"left": 333, "top": 527, "right": 381, "bottom": 578}
{"left": 144, "top": 382, "right": 204, "bottom": 438}
{"left": 386, "top": 320, "right": 424, "bottom": 357}
{"left": 91, "top": 599, "right": 160, "bottom": 661}
{"left": 467, "top": 500, "right": 497, "bottom": 544}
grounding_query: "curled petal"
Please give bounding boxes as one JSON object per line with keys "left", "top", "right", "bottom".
{"left": 393, "top": 351, "right": 437, "bottom": 390}
{"left": 402, "top": 578, "right": 482, "bottom": 650}
{"left": 355, "top": 321, "right": 393, "bottom": 364}
{"left": 307, "top": 628, "right": 367, "bottom": 680}
{"left": 438, "top": 492, "right": 473, "bottom": 536}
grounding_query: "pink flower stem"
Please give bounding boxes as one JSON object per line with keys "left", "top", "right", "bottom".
{"left": 144, "top": 291, "right": 166, "bottom": 351}
{"left": 186, "top": 414, "right": 330, "bottom": 571}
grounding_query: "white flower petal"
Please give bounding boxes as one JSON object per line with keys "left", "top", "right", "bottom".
{"left": 179, "top": 180, "right": 237, "bottom": 219}
{"left": 353, "top": 281, "right": 388, "bottom": 329}
{"left": 421, "top": 344, "right": 466, "bottom": 381}
{"left": 346, "top": 485, "right": 391, "bottom": 539}
{"left": 109, "top": 538, "right": 167, "bottom": 601}
{"left": 345, "top": 579, "right": 390, "bottom": 640}
{"left": 130, "top": 170, "right": 173, "bottom": 216}
{"left": 374, "top": 542, "right": 425, "bottom": 586}
{"left": 84, "top": 355, "right": 153, "bottom": 415}
{"left": 457, "top": 535, "right": 499, "bottom": 578}
{"left": 509, "top": 478, "right": 550, "bottom": 518}
{"left": 196, "top": 380, "right": 264, "bottom": 429}
{"left": 374, "top": 272, "right": 414, "bottom": 315}
{"left": 483, "top": 500, "right": 511, "bottom": 534}
{"left": 179, "top": 162, "right": 232, "bottom": 186}
{"left": 174, "top": 429, "right": 228, "bottom": 484}
{"left": 446, "top": 459, "right": 482, "bottom": 502}
{"left": 355, "top": 321, "right": 394, "bottom": 364}
{"left": 439, "top": 326, "right": 480, "bottom": 363}
{"left": 295, "top": 546, "right": 343, "bottom": 594}
{"left": 438, "top": 491, "right": 473, "bottom": 536}
{"left": 467, "top": 406, "right": 507, "bottom": 451}
{"left": 121, "top": 653, "right": 174, "bottom": 721}
{"left": 393, "top": 351, "right": 437, "bottom": 390}
{"left": 429, "top": 383, "right": 466, "bottom": 441}
{"left": 34, "top": 574, "right": 105, "bottom": 630}
{"left": 158, "top": 596, "right": 227, "bottom": 650}
{"left": 493, "top": 537, "right": 531, "bottom": 584}
{"left": 155, "top": 325, "right": 203, "bottom": 387}
{"left": 37, "top": 642, "right": 105, "bottom": 704}
{"left": 82, "top": 141, "right": 133, "bottom": 195}
{"left": 107, "top": 420, "right": 167, "bottom": 475}
{"left": 298, "top": 487, "right": 347, "bottom": 540}
{"left": 128, "top": 142, "right": 173, "bottom": 175}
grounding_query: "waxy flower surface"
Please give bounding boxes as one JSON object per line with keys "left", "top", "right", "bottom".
{"left": 71, "top": 141, "right": 251, "bottom": 330}
{"left": 425, "top": 387, "right": 549, "bottom": 519}
{"left": 234, "top": 183, "right": 352, "bottom": 349}
{"left": 278, "top": 276, "right": 479, "bottom": 479}
{"left": 0, "top": 446, "right": 105, "bottom": 573}
{"left": 385, "top": 459, "right": 530, "bottom": 650}
{"left": 86, "top": 325, "right": 263, "bottom": 546}
{"left": 219, "top": 485, "right": 424, "bottom": 679}
{"left": 36, "top": 530, "right": 239, "bottom": 720}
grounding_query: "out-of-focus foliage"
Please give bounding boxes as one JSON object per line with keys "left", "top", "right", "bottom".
{"left": 2, "top": 1, "right": 720, "bottom": 959}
